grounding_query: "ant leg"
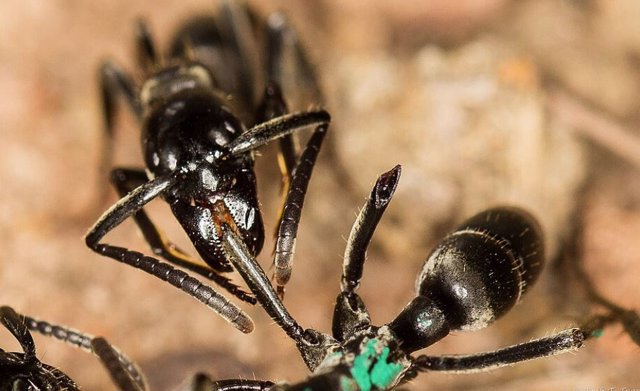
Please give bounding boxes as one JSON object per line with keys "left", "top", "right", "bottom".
{"left": 3, "top": 306, "right": 148, "bottom": 390}
{"left": 216, "top": 0, "right": 259, "bottom": 110}
{"left": 109, "top": 168, "right": 256, "bottom": 304}
{"left": 258, "top": 12, "right": 320, "bottom": 247}
{"left": 13, "top": 308, "right": 147, "bottom": 390}
{"left": 227, "top": 110, "right": 330, "bottom": 156}
{"left": 99, "top": 61, "right": 142, "bottom": 176}
{"left": 273, "top": 124, "right": 329, "bottom": 297}
{"left": 190, "top": 373, "right": 274, "bottom": 391}
{"left": 263, "top": 10, "right": 360, "bottom": 207}
{"left": 259, "top": 10, "right": 328, "bottom": 191}
{"left": 99, "top": 61, "right": 142, "bottom": 135}
{"left": 0, "top": 306, "right": 36, "bottom": 360}
{"left": 567, "top": 226, "right": 640, "bottom": 346}
{"left": 92, "top": 338, "right": 145, "bottom": 391}
{"left": 256, "top": 84, "right": 297, "bottom": 247}
{"left": 409, "top": 328, "right": 585, "bottom": 374}
{"left": 135, "top": 19, "right": 159, "bottom": 74}
{"left": 264, "top": 11, "right": 325, "bottom": 110}
{"left": 257, "top": 83, "right": 297, "bottom": 180}
{"left": 332, "top": 166, "right": 401, "bottom": 341}
{"left": 575, "top": 263, "right": 640, "bottom": 346}
{"left": 84, "top": 174, "right": 255, "bottom": 333}
{"left": 261, "top": 10, "right": 322, "bottom": 178}
{"left": 561, "top": 195, "right": 640, "bottom": 347}
{"left": 216, "top": 208, "right": 304, "bottom": 342}
{"left": 341, "top": 165, "right": 401, "bottom": 294}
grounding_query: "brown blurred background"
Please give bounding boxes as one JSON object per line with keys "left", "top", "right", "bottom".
{"left": 1, "top": 0, "right": 640, "bottom": 390}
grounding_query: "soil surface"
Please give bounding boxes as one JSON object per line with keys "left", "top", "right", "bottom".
{"left": 1, "top": 1, "right": 639, "bottom": 390}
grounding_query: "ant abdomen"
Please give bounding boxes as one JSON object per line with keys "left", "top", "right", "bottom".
{"left": 416, "top": 207, "right": 545, "bottom": 331}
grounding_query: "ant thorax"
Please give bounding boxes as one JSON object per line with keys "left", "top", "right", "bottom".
{"left": 314, "top": 327, "right": 411, "bottom": 391}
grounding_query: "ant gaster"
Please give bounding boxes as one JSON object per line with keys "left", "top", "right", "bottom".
{"left": 85, "top": 0, "right": 329, "bottom": 333}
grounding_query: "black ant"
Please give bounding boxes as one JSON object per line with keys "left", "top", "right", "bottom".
{"left": 7, "top": 171, "right": 636, "bottom": 391}
{"left": 0, "top": 305, "right": 145, "bottom": 391}
{"left": 209, "top": 165, "right": 639, "bottom": 391}
{"left": 0, "top": 306, "right": 276, "bottom": 391}
{"left": 77, "top": 0, "right": 639, "bottom": 388}
{"left": 85, "top": 0, "right": 329, "bottom": 333}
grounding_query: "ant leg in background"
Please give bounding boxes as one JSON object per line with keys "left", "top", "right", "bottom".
{"left": 3, "top": 306, "right": 276, "bottom": 391}
{"left": 0, "top": 306, "right": 76, "bottom": 390}
{"left": 134, "top": 20, "right": 160, "bottom": 74}
{"left": 99, "top": 19, "right": 157, "bottom": 174}
{"left": 259, "top": 10, "right": 326, "bottom": 178}
{"left": 257, "top": 13, "right": 333, "bottom": 298}
{"left": 95, "top": 61, "right": 141, "bottom": 207}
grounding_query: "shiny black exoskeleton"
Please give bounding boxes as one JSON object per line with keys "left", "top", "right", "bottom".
{"left": 0, "top": 306, "right": 280, "bottom": 391}
{"left": 144, "top": 88, "right": 265, "bottom": 270}
{"left": 10, "top": 167, "right": 638, "bottom": 390}
{"left": 0, "top": 306, "right": 78, "bottom": 391}
{"left": 85, "top": 1, "right": 330, "bottom": 332}
{"left": 0, "top": 306, "right": 149, "bottom": 391}
{"left": 0, "top": 307, "right": 276, "bottom": 391}
{"left": 208, "top": 165, "right": 640, "bottom": 391}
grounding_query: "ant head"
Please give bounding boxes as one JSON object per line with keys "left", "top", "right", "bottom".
{"left": 142, "top": 88, "right": 246, "bottom": 178}
{"left": 168, "top": 168, "right": 265, "bottom": 272}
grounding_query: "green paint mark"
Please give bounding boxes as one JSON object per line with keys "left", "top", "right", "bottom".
{"left": 592, "top": 329, "right": 604, "bottom": 338}
{"left": 303, "top": 388, "right": 312, "bottom": 391}
{"left": 351, "top": 340, "right": 376, "bottom": 391}
{"left": 349, "top": 339, "right": 404, "bottom": 391}
{"left": 370, "top": 347, "right": 404, "bottom": 388}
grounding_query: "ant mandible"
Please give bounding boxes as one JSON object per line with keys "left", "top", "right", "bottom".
{"left": 85, "top": 0, "right": 328, "bottom": 333}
